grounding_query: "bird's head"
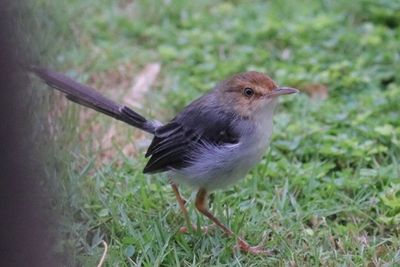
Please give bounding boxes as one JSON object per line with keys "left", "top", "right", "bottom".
{"left": 216, "top": 71, "right": 298, "bottom": 118}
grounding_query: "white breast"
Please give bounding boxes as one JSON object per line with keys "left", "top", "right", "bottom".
{"left": 171, "top": 104, "right": 275, "bottom": 191}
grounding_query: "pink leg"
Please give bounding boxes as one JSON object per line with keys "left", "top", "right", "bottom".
{"left": 169, "top": 180, "right": 216, "bottom": 234}
{"left": 169, "top": 180, "right": 193, "bottom": 232}
{"left": 195, "top": 188, "right": 273, "bottom": 255}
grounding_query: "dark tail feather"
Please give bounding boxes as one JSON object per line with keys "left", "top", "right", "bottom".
{"left": 31, "top": 66, "right": 156, "bottom": 134}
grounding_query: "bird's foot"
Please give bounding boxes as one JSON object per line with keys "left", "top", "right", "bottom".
{"left": 179, "top": 223, "right": 216, "bottom": 234}
{"left": 234, "top": 238, "right": 275, "bottom": 255}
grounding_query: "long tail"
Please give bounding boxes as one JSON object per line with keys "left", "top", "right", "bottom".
{"left": 32, "top": 67, "right": 157, "bottom": 134}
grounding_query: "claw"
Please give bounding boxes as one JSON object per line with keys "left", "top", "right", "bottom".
{"left": 234, "top": 238, "right": 275, "bottom": 255}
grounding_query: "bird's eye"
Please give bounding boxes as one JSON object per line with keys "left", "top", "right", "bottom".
{"left": 243, "top": 87, "right": 254, "bottom": 97}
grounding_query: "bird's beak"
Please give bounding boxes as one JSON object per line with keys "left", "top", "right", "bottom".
{"left": 269, "top": 87, "right": 299, "bottom": 97}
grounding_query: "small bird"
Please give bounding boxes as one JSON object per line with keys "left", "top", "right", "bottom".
{"left": 32, "top": 67, "right": 298, "bottom": 255}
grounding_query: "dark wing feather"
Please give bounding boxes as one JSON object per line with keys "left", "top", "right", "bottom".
{"left": 143, "top": 126, "right": 199, "bottom": 172}
{"left": 143, "top": 98, "right": 240, "bottom": 173}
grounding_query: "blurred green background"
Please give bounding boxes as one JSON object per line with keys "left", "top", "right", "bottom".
{"left": 33, "top": 0, "right": 399, "bottom": 266}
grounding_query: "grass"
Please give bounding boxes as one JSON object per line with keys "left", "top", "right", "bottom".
{"left": 34, "top": 0, "right": 400, "bottom": 266}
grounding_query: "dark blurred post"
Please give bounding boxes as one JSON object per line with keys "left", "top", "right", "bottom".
{"left": 0, "top": 1, "right": 62, "bottom": 266}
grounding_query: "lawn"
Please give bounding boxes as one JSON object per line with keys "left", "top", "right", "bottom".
{"left": 34, "top": 0, "right": 400, "bottom": 266}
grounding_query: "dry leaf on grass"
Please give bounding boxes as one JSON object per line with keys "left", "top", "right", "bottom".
{"left": 301, "top": 84, "right": 329, "bottom": 101}
{"left": 124, "top": 62, "right": 161, "bottom": 108}
{"left": 85, "top": 63, "right": 161, "bottom": 163}
{"left": 49, "top": 63, "right": 162, "bottom": 169}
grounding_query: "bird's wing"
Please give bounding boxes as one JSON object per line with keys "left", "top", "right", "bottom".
{"left": 143, "top": 102, "right": 240, "bottom": 173}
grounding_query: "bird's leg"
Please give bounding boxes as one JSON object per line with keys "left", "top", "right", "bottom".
{"left": 195, "top": 188, "right": 234, "bottom": 235}
{"left": 195, "top": 188, "right": 273, "bottom": 255}
{"left": 169, "top": 180, "right": 216, "bottom": 234}
{"left": 169, "top": 180, "right": 192, "bottom": 232}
